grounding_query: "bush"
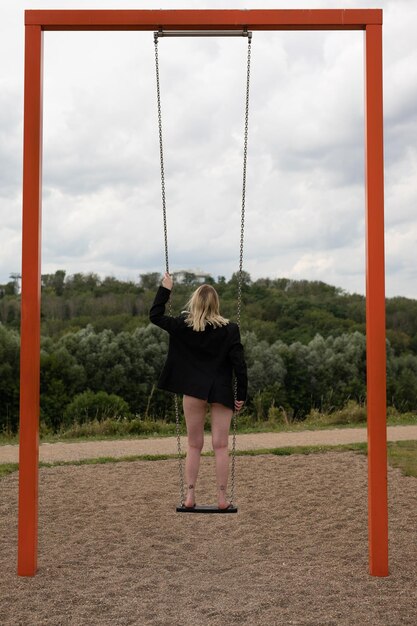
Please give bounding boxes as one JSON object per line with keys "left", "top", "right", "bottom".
{"left": 330, "top": 400, "right": 367, "bottom": 424}
{"left": 58, "top": 416, "right": 181, "bottom": 438}
{"left": 305, "top": 400, "right": 366, "bottom": 426}
{"left": 63, "top": 390, "right": 130, "bottom": 425}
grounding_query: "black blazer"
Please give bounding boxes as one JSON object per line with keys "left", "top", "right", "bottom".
{"left": 149, "top": 286, "right": 248, "bottom": 407}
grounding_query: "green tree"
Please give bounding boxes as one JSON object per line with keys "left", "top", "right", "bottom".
{"left": 64, "top": 272, "right": 101, "bottom": 294}
{"left": 139, "top": 272, "right": 161, "bottom": 290}
{"left": 0, "top": 325, "right": 20, "bottom": 432}
{"left": 42, "top": 270, "right": 66, "bottom": 296}
{"left": 40, "top": 341, "right": 86, "bottom": 429}
{"left": 387, "top": 353, "right": 417, "bottom": 411}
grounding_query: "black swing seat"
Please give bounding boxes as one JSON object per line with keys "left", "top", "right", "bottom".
{"left": 176, "top": 504, "right": 238, "bottom": 514}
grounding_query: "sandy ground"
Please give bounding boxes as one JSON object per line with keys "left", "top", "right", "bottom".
{"left": 1, "top": 451, "right": 416, "bottom": 625}
{"left": 1, "top": 425, "right": 417, "bottom": 463}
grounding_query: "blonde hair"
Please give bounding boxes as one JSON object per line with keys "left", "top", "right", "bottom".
{"left": 184, "top": 284, "right": 229, "bottom": 332}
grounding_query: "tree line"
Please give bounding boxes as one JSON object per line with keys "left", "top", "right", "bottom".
{"left": 1, "top": 270, "right": 417, "bottom": 432}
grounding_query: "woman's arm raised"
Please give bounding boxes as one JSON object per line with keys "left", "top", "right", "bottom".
{"left": 149, "top": 273, "right": 180, "bottom": 333}
{"left": 161, "top": 272, "right": 173, "bottom": 290}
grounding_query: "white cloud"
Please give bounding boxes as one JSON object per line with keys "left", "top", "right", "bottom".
{"left": 0, "top": 0, "right": 416, "bottom": 298}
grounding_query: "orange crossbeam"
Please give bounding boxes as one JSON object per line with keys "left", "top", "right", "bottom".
{"left": 25, "top": 9, "right": 382, "bottom": 31}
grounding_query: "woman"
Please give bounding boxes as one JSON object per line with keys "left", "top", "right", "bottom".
{"left": 150, "top": 272, "right": 248, "bottom": 510}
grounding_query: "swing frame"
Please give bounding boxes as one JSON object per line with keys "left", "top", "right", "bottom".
{"left": 18, "top": 8, "right": 387, "bottom": 577}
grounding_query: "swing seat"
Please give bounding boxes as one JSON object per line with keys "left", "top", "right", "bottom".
{"left": 176, "top": 504, "right": 238, "bottom": 514}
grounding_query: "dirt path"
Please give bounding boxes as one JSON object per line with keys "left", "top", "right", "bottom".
{"left": 1, "top": 425, "right": 416, "bottom": 464}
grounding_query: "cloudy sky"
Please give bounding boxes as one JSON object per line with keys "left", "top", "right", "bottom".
{"left": 1, "top": 0, "right": 416, "bottom": 297}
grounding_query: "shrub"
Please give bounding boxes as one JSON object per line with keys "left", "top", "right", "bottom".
{"left": 331, "top": 400, "right": 367, "bottom": 424}
{"left": 58, "top": 416, "right": 180, "bottom": 438}
{"left": 63, "top": 390, "right": 130, "bottom": 424}
{"left": 305, "top": 400, "right": 366, "bottom": 426}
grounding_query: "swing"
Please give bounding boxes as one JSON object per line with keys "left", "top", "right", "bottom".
{"left": 154, "top": 29, "right": 252, "bottom": 514}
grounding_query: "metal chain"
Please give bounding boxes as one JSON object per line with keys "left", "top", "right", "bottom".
{"left": 230, "top": 33, "right": 252, "bottom": 507}
{"left": 236, "top": 33, "right": 251, "bottom": 330}
{"left": 154, "top": 34, "right": 185, "bottom": 507}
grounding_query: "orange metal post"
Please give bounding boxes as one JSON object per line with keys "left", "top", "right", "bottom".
{"left": 17, "top": 24, "right": 43, "bottom": 577}
{"left": 364, "top": 24, "right": 388, "bottom": 577}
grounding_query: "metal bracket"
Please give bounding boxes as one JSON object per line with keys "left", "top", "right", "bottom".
{"left": 154, "top": 29, "right": 252, "bottom": 41}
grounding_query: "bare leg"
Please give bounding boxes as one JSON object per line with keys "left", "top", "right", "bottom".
{"left": 183, "top": 395, "right": 206, "bottom": 507}
{"left": 211, "top": 403, "right": 233, "bottom": 509}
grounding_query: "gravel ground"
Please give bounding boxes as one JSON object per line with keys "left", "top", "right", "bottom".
{"left": 1, "top": 451, "right": 416, "bottom": 625}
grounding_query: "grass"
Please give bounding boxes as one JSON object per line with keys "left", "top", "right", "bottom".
{"left": 0, "top": 463, "right": 18, "bottom": 479}
{"left": 2, "top": 441, "right": 416, "bottom": 480}
{"left": 387, "top": 440, "right": 417, "bottom": 477}
{"left": 237, "top": 442, "right": 368, "bottom": 456}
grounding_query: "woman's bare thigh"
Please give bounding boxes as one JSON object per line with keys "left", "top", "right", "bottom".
{"left": 210, "top": 402, "right": 233, "bottom": 449}
{"left": 183, "top": 395, "right": 207, "bottom": 448}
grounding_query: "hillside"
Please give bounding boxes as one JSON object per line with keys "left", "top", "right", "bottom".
{"left": 1, "top": 270, "right": 416, "bottom": 432}
{"left": 1, "top": 270, "right": 416, "bottom": 354}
